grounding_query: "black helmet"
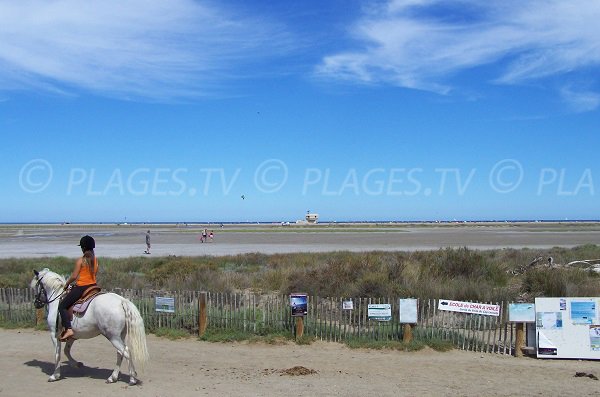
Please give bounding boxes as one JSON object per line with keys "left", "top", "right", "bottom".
{"left": 78, "top": 235, "right": 95, "bottom": 251}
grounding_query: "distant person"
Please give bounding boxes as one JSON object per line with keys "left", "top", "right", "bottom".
{"left": 209, "top": 230, "right": 214, "bottom": 242}
{"left": 201, "top": 229, "right": 208, "bottom": 243}
{"left": 58, "top": 235, "right": 99, "bottom": 341}
{"left": 145, "top": 230, "right": 151, "bottom": 254}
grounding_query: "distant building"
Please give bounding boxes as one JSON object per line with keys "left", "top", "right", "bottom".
{"left": 305, "top": 213, "right": 319, "bottom": 224}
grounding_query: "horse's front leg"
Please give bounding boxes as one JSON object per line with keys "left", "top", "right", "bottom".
{"left": 64, "top": 339, "right": 83, "bottom": 368}
{"left": 48, "top": 332, "right": 62, "bottom": 382}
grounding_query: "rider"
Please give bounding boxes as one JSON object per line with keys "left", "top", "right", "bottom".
{"left": 58, "top": 235, "right": 99, "bottom": 341}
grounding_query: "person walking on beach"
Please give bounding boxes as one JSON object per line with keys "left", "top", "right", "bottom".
{"left": 201, "top": 229, "right": 208, "bottom": 243}
{"left": 58, "top": 235, "right": 99, "bottom": 341}
{"left": 145, "top": 230, "right": 151, "bottom": 254}
{"left": 209, "top": 230, "right": 214, "bottom": 242}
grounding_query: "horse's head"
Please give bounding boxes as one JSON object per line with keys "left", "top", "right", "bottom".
{"left": 31, "top": 268, "right": 65, "bottom": 308}
{"left": 32, "top": 269, "right": 46, "bottom": 309}
{"left": 31, "top": 268, "right": 50, "bottom": 288}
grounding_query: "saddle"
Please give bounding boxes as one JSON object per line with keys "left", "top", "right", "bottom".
{"left": 68, "top": 286, "right": 103, "bottom": 318}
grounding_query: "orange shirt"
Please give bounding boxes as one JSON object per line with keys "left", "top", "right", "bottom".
{"left": 76, "top": 256, "right": 98, "bottom": 286}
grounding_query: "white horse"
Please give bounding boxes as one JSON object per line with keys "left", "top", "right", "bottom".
{"left": 31, "top": 268, "right": 149, "bottom": 384}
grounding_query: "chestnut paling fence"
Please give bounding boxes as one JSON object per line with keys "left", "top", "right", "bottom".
{"left": 0, "top": 288, "right": 517, "bottom": 355}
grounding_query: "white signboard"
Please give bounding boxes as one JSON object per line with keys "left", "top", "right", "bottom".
{"left": 399, "top": 299, "right": 418, "bottom": 324}
{"left": 342, "top": 300, "right": 354, "bottom": 310}
{"left": 536, "top": 297, "right": 600, "bottom": 360}
{"left": 438, "top": 299, "right": 500, "bottom": 317}
{"left": 368, "top": 304, "right": 391, "bottom": 321}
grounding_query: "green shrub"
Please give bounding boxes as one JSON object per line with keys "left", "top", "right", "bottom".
{"left": 153, "top": 327, "right": 192, "bottom": 340}
{"left": 199, "top": 329, "right": 253, "bottom": 342}
{"left": 523, "top": 268, "right": 600, "bottom": 297}
{"left": 425, "top": 337, "right": 454, "bottom": 352}
{"left": 344, "top": 338, "right": 428, "bottom": 351}
{"left": 3, "top": 246, "right": 599, "bottom": 301}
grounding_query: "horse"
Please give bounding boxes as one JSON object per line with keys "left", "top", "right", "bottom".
{"left": 31, "top": 268, "right": 149, "bottom": 384}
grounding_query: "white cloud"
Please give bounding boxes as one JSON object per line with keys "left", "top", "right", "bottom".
{"left": 0, "top": 0, "right": 290, "bottom": 100}
{"left": 316, "top": 0, "right": 600, "bottom": 109}
{"left": 560, "top": 86, "right": 600, "bottom": 113}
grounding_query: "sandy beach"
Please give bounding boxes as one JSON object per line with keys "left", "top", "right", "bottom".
{"left": 0, "top": 222, "right": 598, "bottom": 258}
{"left": 3, "top": 225, "right": 600, "bottom": 396}
{"left": 2, "top": 328, "right": 599, "bottom": 397}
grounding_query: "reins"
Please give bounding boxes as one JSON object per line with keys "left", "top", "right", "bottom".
{"left": 34, "top": 276, "right": 65, "bottom": 309}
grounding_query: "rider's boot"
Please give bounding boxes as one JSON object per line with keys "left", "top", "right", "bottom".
{"left": 60, "top": 328, "right": 74, "bottom": 341}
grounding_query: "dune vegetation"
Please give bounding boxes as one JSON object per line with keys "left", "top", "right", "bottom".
{"left": 2, "top": 245, "right": 599, "bottom": 302}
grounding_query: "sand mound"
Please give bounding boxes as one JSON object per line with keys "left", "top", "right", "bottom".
{"left": 262, "top": 366, "right": 318, "bottom": 376}
{"left": 279, "top": 366, "right": 318, "bottom": 376}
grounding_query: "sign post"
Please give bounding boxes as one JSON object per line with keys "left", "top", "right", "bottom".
{"left": 400, "top": 299, "right": 418, "bottom": 343}
{"left": 508, "top": 303, "right": 536, "bottom": 357}
{"left": 296, "top": 317, "right": 304, "bottom": 339}
{"left": 516, "top": 323, "right": 526, "bottom": 357}
{"left": 36, "top": 308, "right": 45, "bottom": 326}
{"left": 403, "top": 323, "right": 413, "bottom": 343}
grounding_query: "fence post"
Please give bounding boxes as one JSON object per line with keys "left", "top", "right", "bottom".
{"left": 198, "top": 292, "right": 207, "bottom": 337}
{"left": 36, "top": 308, "right": 45, "bottom": 326}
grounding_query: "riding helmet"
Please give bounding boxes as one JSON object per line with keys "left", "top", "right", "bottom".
{"left": 78, "top": 235, "right": 95, "bottom": 251}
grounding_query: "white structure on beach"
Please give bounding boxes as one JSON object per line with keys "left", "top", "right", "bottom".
{"left": 295, "top": 211, "right": 319, "bottom": 225}
{"left": 305, "top": 212, "right": 319, "bottom": 224}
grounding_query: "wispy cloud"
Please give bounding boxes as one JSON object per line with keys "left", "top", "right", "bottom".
{"left": 0, "top": 0, "right": 291, "bottom": 100}
{"left": 560, "top": 85, "right": 600, "bottom": 113}
{"left": 316, "top": 0, "right": 600, "bottom": 109}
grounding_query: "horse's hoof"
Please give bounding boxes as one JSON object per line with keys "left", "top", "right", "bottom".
{"left": 106, "top": 376, "right": 118, "bottom": 384}
{"left": 48, "top": 375, "right": 60, "bottom": 382}
{"left": 129, "top": 380, "right": 137, "bottom": 386}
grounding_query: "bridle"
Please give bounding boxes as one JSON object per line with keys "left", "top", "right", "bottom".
{"left": 33, "top": 276, "right": 64, "bottom": 309}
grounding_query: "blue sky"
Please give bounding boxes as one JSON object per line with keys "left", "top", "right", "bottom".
{"left": 1, "top": 0, "right": 599, "bottom": 223}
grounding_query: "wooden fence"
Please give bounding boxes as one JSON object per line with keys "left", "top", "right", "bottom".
{"left": 0, "top": 288, "right": 517, "bottom": 355}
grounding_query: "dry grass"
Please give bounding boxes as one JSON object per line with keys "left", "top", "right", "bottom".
{"left": 3, "top": 245, "right": 600, "bottom": 301}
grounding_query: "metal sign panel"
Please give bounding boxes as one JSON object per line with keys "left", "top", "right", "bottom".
{"left": 155, "top": 296, "right": 175, "bottom": 313}
{"left": 368, "top": 304, "right": 391, "bottom": 321}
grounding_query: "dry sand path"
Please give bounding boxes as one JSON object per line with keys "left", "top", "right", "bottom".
{"left": 2, "top": 328, "right": 599, "bottom": 397}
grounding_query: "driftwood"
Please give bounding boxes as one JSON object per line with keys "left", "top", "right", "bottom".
{"left": 509, "top": 257, "right": 600, "bottom": 275}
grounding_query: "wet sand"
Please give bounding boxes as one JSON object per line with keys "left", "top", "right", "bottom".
{"left": 0, "top": 222, "right": 598, "bottom": 258}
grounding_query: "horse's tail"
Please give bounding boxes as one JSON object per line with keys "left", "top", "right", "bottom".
{"left": 122, "top": 298, "right": 149, "bottom": 372}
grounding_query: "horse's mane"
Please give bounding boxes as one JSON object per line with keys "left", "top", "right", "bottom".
{"left": 32, "top": 268, "right": 66, "bottom": 292}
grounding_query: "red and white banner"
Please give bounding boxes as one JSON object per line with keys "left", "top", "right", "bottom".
{"left": 438, "top": 299, "right": 500, "bottom": 317}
